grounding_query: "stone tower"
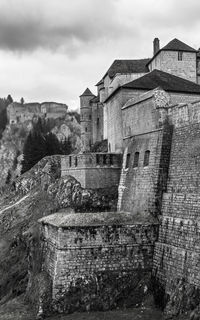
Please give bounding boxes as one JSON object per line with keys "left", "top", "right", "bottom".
{"left": 80, "top": 88, "right": 95, "bottom": 152}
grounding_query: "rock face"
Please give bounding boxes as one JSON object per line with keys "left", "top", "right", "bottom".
{"left": 0, "top": 112, "right": 81, "bottom": 188}
{"left": 0, "top": 155, "right": 118, "bottom": 313}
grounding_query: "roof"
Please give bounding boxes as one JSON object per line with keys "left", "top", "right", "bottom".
{"left": 162, "top": 38, "right": 197, "bottom": 52}
{"left": 104, "top": 59, "right": 150, "bottom": 79}
{"left": 80, "top": 88, "right": 95, "bottom": 97}
{"left": 147, "top": 38, "right": 197, "bottom": 66}
{"left": 95, "top": 79, "right": 104, "bottom": 86}
{"left": 39, "top": 211, "right": 158, "bottom": 227}
{"left": 122, "top": 69, "right": 200, "bottom": 94}
{"left": 90, "top": 95, "right": 100, "bottom": 103}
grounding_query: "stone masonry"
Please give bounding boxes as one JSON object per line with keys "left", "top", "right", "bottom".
{"left": 40, "top": 211, "right": 158, "bottom": 313}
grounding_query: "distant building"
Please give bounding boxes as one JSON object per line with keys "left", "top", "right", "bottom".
{"left": 7, "top": 101, "right": 68, "bottom": 124}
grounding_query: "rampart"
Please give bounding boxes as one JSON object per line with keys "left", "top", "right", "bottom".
{"left": 153, "top": 99, "right": 200, "bottom": 315}
{"left": 40, "top": 211, "right": 158, "bottom": 313}
{"left": 61, "top": 153, "right": 122, "bottom": 189}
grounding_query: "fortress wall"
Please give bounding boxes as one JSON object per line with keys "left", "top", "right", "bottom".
{"left": 61, "top": 153, "right": 122, "bottom": 189}
{"left": 118, "top": 124, "right": 172, "bottom": 217}
{"left": 122, "top": 97, "right": 163, "bottom": 138}
{"left": 105, "top": 89, "right": 146, "bottom": 153}
{"left": 168, "top": 92, "right": 200, "bottom": 105}
{"left": 153, "top": 120, "right": 200, "bottom": 311}
{"left": 40, "top": 216, "right": 158, "bottom": 312}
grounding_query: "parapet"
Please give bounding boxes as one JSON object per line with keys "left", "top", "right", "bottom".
{"left": 61, "top": 153, "right": 122, "bottom": 189}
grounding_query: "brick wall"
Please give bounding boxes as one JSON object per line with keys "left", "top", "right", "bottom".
{"left": 40, "top": 212, "right": 158, "bottom": 312}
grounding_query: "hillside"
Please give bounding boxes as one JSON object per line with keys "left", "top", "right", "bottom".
{"left": 0, "top": 110, "right": 81, "bottom": 188}
{"left": 0, "top": 155, "right": 118, "bottom": 317}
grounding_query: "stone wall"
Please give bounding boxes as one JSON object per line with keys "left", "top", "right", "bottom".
{"left": 61, "top": 153, "right": 122, "bottom": 189}
{"left": 149, "top": 50, "right": 197, "bottom": 83}
{"left": 153, "top": 115, "right": 200, "bottom": 316}
{"left": 40, "top": 211, "right": 159, "bottom": 313}
{"left": 105, "top": 89, "right": 147, "bottom": 153}
{"left": 7, "top": 102, "right": 68, "bottom": 124}
{"left": 118, "top": 125, "right": 172, "bottom": 218}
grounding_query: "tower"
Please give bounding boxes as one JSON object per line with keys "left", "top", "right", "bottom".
{"left": 80, "top": 88, "right": 95, "bottom": 152}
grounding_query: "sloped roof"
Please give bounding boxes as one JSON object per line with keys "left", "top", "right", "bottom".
{"left": 90, "top": 95, "right": 100, "bottom": 103}
{"left": 104, "top": 59, "right": 150, "bottom": 79}
{"left": 147, "top": 38, "right": 197, "bottom": 66}
{"left": 162, "top": 38, "right": 197, "bottom": 52}
{"left": 80, "top": 88, "right": 95, "bottom": 97}
{"left": 123, "top": 69, "right": 200, "bottom": 94}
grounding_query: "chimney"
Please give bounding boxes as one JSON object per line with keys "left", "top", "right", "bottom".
{"left": 153, "top": 38, "right": 160, "bottom": 55}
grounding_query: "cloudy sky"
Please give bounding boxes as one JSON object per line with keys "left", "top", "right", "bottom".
{"left": 0, "top": 0, "right": 200, "bottom": 109}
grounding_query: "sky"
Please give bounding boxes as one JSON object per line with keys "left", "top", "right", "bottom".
{"left": 0, "top": 0, "right": 200, "bottom": 110}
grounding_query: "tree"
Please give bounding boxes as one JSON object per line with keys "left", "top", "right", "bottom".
{"left": 7, "top": 94, "right": 13, "bottom": 104}
{"left": 21, "top": 118, "right": 74, "bottom": 174}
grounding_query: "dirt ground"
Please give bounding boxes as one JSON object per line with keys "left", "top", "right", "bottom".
{"left": 0, "top": 295, "right": 164, "bottom": 320}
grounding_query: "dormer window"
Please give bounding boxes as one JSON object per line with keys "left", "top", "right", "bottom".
{"left": 178, "top": 51, "right": 183, "bottom": 61}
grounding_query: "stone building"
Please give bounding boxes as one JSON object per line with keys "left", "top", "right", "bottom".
{"left": 39, "top": 38, "right": 200, "bottom": 316}
{"left": 7, "top": 101, "right": 68, "bottom": 124}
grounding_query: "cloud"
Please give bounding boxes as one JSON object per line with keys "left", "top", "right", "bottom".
{"left": 0, "top": 0, "right": 130, "bottom": 54}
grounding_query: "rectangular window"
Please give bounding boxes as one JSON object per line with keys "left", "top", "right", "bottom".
{"left": 74, "top": 156, "right": 78, "bottom": 167}
{"left": 103, "top": 154, "right": 107, "bottom": 165}
{"left": 178, "top": 51, "right": 183, "bottom": 61}
{"left": 96, "top": 154, "right": 100, "bottom": 165}
{"left": 133, "top": 152, "right": 139, "bottom": 168}
{"left": 110, "top": 154, "right": 113, "bottom": 165}
{"left": 69, "top": 156, "right": 72, "bottom": 167}
{"left": 125, "top": 153, "right": 131, "bottom": 169}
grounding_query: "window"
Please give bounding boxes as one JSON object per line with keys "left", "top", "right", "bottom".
{"left": 125, "top": 153, "right": 131, "bottom": 169}
{"left": 74, "top": 156, "right": 78, "bottom": 167}
{"left": 178, "top": 51, "right": 183, "bottom": 61}
{"left": 110, "top": 154, "right": 113, "bottom": 165}
{"left": 103, "top": 154, "right": 107, "bottom": 165}
{"left": 133, "top": 152, "right": 139, "bottom": 168}
{"left": 97, "top": 118, "right": 99, "bottom": 126}
{"left": 96, "top": 154, "right": 100, "bottom": 165}
{"left": 89, "top": 115, "right": 92, "bottom": 120}
{"left": 69, "top": 156, "right": 72, "bottom": 167}
{"left": 143, "top": 150, "right": 150, "bottom": 167}
{"left": 85, "top": 127, "right": 87, "bottom": 132}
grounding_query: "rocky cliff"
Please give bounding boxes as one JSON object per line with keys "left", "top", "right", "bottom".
{"left": 0, "top": 155, "right": 118, "bottom": 314}
{"left": 0, "top": 112, "right": 81, "bottom": 188}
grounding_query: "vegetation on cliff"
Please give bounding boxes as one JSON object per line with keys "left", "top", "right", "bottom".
{"left": 21, "top": 118, "right": 73, "bottom": 173}
{"left": 0, "top": 108, "right": 81, "bottom": 188}
{"left": 0, "top": 154, "right": 118, "bottom": 317}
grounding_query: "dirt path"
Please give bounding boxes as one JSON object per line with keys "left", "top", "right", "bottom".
{"left": 0, "top": 193, "right": 29, "bottom": 215}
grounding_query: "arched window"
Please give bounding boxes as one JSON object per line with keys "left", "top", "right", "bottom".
{"left": 125, "top": 153, "right": 131, "bottom": 169}
{"left": 133, "top": 152, "right": 139, "bottom": 168}
{"left": 144, "top": 150, "right": 150, "bottom": 167}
